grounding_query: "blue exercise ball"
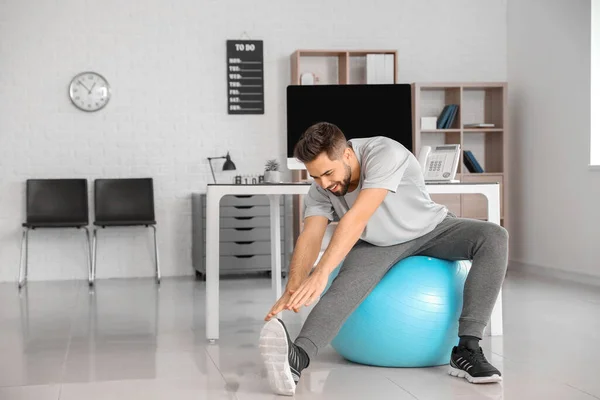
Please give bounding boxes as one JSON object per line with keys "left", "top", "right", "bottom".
{"left": 326, "top": 256, "right": 469, "bottom": 368}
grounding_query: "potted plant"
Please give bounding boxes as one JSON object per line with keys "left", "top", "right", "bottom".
{"left": 264, "top": 159, "right": 281, "bottom": 183}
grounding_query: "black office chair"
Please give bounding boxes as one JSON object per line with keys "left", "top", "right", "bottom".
{"left": 19, "top": 179, "right": 91, "bottom": 289}
{"left": 92, "top": 178, "right": 160, "bottom": 285}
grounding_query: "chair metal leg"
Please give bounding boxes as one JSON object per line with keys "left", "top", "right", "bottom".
{"left": 83, "top": 227, "right": 93, "bottom": 286}
{"left": 151, "top": 225, "right": 161, "bottom": 284}
{"left": 18, "top": 228, "right": 30, "bottom": 290}
{"left": 91, "top": 228, "right": 98, "bottom": 285}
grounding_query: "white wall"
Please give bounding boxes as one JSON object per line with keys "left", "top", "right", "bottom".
{"left": 508, "top": 0, "right": 600, "bottom": 278}
{"left": 0, "top": 0, "right": 507, "bottom": 282}
{"left": 592, "top": 0, "right": 600, "bottom": 165}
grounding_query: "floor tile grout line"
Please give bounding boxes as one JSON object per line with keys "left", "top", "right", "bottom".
{"left": 566, "top": 383, "right": 600, "bottom": 400}
{"left": 385, "top": 376, "right": 419, "bottom": 399}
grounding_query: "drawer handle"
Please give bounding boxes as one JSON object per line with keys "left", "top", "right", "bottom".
{"left": 235, "top": 255, "right": 254, "bottom": 259}
{"left": 234, "top": 217, "right": 254, "bottom": 220}
{"left": 234, "top": 206, "right": 254, "bottom": 209}
{"left": 234, "top": 228, "right": 254, "bottom": 231}
{"left": 235, "top": 241, "right": 255, "bottom": 245}
{"left": 234, "top": 195, "right": 253, "bottom": 198}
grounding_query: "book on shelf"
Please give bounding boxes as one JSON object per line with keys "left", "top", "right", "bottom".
{"left": 464, "top": 123, "right": 495, "bottom": 128}
{"left": 436, "top": 104, "right": 459, "bottom": 129}
{"left": 463, "top": 150, "right": 484, "bottom": 173}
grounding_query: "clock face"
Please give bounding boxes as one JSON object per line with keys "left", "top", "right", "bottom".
{"left": 69, "top": 72, "right": 111, "bottom": 112}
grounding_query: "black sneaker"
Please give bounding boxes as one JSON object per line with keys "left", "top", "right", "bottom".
{"left": 449, "top": 346, "right": 502, "bottom": 383}
{"left": 259, "top": 318, "right": 309, "bottom": 396}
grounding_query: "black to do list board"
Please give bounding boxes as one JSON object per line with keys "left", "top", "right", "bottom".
{"left": 226, "top": 40, "right": 264, "bottom": 115}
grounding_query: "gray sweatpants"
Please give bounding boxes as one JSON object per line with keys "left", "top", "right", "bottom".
{"left": 295, "top": 214, "right": 509, "bottom": 359}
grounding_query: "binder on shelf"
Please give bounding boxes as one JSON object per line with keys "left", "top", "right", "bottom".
{"left": 436, "top": 104, "right": 458, "bottom": 129}
{"left": 444, "top": 105, "right": 458, "bottom": 129}
{"left": 436, "top": 105, "right": 451, "bottom": 129}
{"left": 463, "top": 151, "right": 477, "bottom": 173}
{"left": 463, "top": 150, "right": 484, "bottom": 173}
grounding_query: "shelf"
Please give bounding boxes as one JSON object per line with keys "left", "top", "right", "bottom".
{"left": 461, "top": 83, "right": 506, "bottom": 89}
{"left": 461, "top": 172, "right": 504, "bottom": 176}
{"left": 422, "top": 129, "right": 461, "bottom": 133}
{"left": 463, "top": 128, "right": 503, "bottom": 133}
{"left": 295, "top": 50, "right": 396, "bottom": 56}
{"left": 418, "top": 83, "right": 463, "bottom": 90}
{"left": 451, "top": 173, "right": 506, "bottom": 178}
{"left": 416, "top": 82, "right": 506, "bottom": 89}
{"left": 292, "top": 49, "right": 397, "bottom": 86}
{"left": 413, "top": 82, "right": 508, "bottom": 230}
{"left": 421, "top": 129, "right": 503, "bottom": 133}
{"left": 295, "top": 50, "right": 348, "bottom": 57}
{"left": 348, "top": 50, "right": 397, "bottom": 56}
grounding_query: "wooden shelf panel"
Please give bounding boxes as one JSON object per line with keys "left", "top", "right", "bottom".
{"left": 347, "top": 50, "right": 397, "bottom": 56}
{"left": 295, "top": 50, "right": 347, "bottom": 57}
{"left": 463, "top": 128, "right": 503, "bottom": 132}
{"left": 462, "top": 83, "right": 506, "bottom": 89}
{"left": 416, "top": 84, "right": 463, "bottom": 89}
{"left": 461, "top": 172, "right": 504, "bottom": 177}
{"left": 415, "top": 83, "right": 507, "bottom": 91}
{"left": 295, "top": 50, "right": 397, "bottom": 57}
{"left": 421, "top": 129, "right": 504, "bottom": 133}
{"left": 422, "top": 129, "right": 461, "bottom": 133}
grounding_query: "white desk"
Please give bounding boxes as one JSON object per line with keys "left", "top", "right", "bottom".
{"left": 205, "top": 182, "right": 502, "bottom": 341}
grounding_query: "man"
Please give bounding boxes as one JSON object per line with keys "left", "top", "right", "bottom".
{"left": 260, "top": 122, "right": 508, "bottom": 396}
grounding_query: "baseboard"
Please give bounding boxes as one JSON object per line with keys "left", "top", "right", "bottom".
{"left": 509, "top": 259, "right": 600, "bottom": 288}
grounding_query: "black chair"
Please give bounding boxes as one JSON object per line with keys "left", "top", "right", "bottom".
{"left": 92, "top": 178, "right": 160, "bottom": 285}
{"left": 19, "top": 179, "right": 91, "bottom": 289}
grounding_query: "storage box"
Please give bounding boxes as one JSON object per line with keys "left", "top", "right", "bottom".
{"left": 421, "top": 117, "right": 437, "bottom": 130}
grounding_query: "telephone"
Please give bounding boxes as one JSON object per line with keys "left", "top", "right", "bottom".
{"left": 418, "top": 145, "right": 461, "bottom": 182}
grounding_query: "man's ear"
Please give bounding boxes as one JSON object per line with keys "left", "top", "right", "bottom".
{"left": 343, "top": 147, "right": 352, "bottom": 161}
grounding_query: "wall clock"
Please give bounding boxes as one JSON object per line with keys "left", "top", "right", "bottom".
{"left": 68, "top": 71, "right": 111, "bottom": 112}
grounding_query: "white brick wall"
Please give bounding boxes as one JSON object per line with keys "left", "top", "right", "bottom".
{"left": 0, "top": 0, "right": 507, "bottom": 282}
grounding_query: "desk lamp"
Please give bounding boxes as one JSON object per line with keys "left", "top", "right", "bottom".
{"left": 208, "top": 152, "right": 236, "bottom": 184}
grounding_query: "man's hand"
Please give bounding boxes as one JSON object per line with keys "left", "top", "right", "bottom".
{"left": 286, "top": 269, "right": 329, "bottom": 310}
{"left": 265, "top": 285, "right": 302, "bottom": 321}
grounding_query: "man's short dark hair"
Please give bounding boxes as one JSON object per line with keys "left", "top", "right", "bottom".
{"left": 293, "top": 122, "right": 348, "bottom": 163}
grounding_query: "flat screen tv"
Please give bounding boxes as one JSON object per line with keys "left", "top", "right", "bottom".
{"left": 286, "top": 84, "right": 413, "bottom": 169}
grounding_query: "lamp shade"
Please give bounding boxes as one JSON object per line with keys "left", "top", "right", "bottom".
{"left": 223, "top": 152, "right": 236, "bottom": 171}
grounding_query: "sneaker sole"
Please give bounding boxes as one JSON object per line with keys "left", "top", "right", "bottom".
{"left": 448, "top": 366, "right": 502, "bottom": 384}
{"left": 259, "top": 319, "right": 296, "bottom": 396}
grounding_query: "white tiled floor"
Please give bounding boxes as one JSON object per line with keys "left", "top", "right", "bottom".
{"left": 1, "top": 268, "right": 599, "bottom": 400}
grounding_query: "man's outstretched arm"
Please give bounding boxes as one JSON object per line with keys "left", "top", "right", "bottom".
{"left": 286, "top": 187, "right": 389, "bottom": 309}
{"left": 264, "top": 215, "right": 328, "bottom": 320}
{"left": 286, "top": 215, "right": 330, "bottom": 288}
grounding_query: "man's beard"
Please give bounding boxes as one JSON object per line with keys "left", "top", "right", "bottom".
{"left": 329, "top": 162, "right": 352, "bottom": 197}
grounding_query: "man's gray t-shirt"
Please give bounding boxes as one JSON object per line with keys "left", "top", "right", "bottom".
{"left": 303, "top": 136, "right": 448, "bottom": 246}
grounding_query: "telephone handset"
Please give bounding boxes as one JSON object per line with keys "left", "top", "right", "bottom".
{"left": 418, "top": 144, "right": 461, "bottom": 182}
